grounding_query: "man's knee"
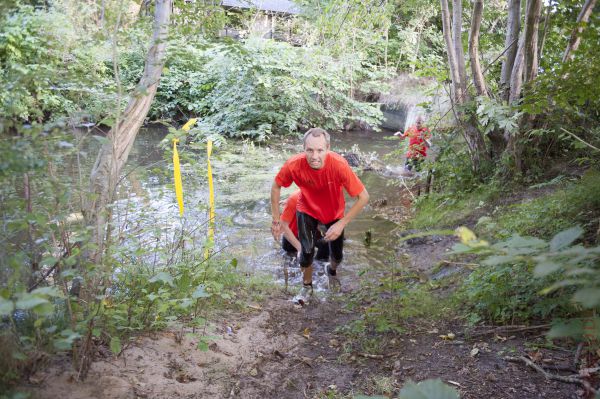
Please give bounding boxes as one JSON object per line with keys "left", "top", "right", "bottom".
{"left": 299, "top": 250, "right": 314, "bottom": 268}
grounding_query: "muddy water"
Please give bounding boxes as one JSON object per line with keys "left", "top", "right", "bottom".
{"left": 116, "top": 126, "right": 410, "bottom": 293}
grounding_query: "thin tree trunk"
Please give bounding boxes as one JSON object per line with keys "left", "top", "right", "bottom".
{"left": 452, "top": 0, "right": 468, "bottom": 102}
{"left": 86, "top": 0, "right": 172, "bottom": 260}
{"left": 508, "top": 35, "right": 525, "bottom": 103}
{"left": 469, "top": 0, "right": 487, "bottom": 97}
{"left": 500, "top": 0, "right": 521, "bottom": 99}
{"left": 440, "top": 0, "right": 460, "bottom": 103}
{"left": 562, "top": 0, "right": 598, "bottom": 62}
{"left": 523, "top": 0, "right": 542, "bottom": 83}
{"left": 538, "top": 4, "right": 551, "bottom": 61}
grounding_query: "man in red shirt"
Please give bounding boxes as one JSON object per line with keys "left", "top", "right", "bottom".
{"left": 271, "top": 128, "right": 370, "bottom": 304}
{"left": 394, "top": 116, "right": 431, "bottom": 171}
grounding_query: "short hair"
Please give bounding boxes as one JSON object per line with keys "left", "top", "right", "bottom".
{"left": 303, "top": 128, "right": 330, "bottom": 146}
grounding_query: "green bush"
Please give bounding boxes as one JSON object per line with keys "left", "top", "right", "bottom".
{"left": 0, "top": 5, "right": 111, "bottom": 122}
{"left": 487, "top": 170, "right": 600, "bottom": 240}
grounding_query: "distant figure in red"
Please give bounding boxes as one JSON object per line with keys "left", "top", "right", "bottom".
{"left": 394, "top": 116, "right": 431, "bottom": 171}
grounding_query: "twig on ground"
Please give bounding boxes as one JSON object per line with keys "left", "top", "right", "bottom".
{"left": 504, "top": 356, "right": 590, "bottom": 387}
{"left": 357, "top": 352, "right": 398, "bottom": 360}
{"left": 470, "top": 324, "right": 551, "bottom": 337}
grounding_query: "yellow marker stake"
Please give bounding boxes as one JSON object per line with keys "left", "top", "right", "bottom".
{"left": 173, "top": 138, "right": 184, "bottom": 217}
{"left": 205, "top": 140, "right": 215, "bottom": 260}
{"left": 172, "top": 118, "right": 197, "bottom": 218}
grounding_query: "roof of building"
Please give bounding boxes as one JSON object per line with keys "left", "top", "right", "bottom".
{"left": 220, "top": 0, "right": 301, "bottom": 15}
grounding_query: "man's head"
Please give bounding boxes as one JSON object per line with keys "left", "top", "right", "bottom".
{"left": 416, "top": 116, "right": 424, "bottom": 129}
{"left": 303, "top": 128, "right": 330, "bottom": 170}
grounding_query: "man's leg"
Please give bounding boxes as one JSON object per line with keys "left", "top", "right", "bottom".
{"left": 326, "top": 220, "right": 344, "bottom": 288}
{"left": 296, "top": 212, "right": 319, "bottom": 302}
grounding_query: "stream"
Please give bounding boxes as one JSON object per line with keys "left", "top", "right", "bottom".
{"left": 107, "top": 126, "right": 411, "bottom": 293}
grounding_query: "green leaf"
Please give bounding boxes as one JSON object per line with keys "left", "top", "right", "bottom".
{"left": 483, "top": 255, "right": 518, "bottom": 266}
{"left": 197, "top": 340, "right": 209, "bottom": 351}
{"left": 15, "top": 294, "right": 48, "bottom": 310}
{"left": 30, "top": 286, "right": 63, "bottom": 298}
{"left": 547, "top": 320, "right": 584, "bottom": 339}
{"left": 550, "top": 227, "right": 583, "bottom": 252}
{"left": 0, "top": 297, "right": 14, "bottom": 316}
{"left": 533, "top": 261, "right": 561, "bottom": 277}
{"left": 149, "top": 271, "right": 174, "bottom": 287}
{"left": 573, "top": 288, "right": 600, "bottom": 308}
{"left": 12, "top": 351, "right": 27, "bottom": 361}
{"left": 192, "top": 284, "right": 211, "bottom": 299}
{"left": 230, "top": 258, "right": 238, "bottom": 268}
{"left": 399, "top": 379, "right": 460, "bottom": 399}
{"left": 110, "top": 336, "right": 122, "bottom": 355}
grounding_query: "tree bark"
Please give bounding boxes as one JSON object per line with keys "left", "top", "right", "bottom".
{"left": 86, "top": 0, "right": 172, "bottom": 259}
{"left": 441, "top": 0, "right": 490, "bottom": 172}
{"left": 508, "top": 35, "right": 525, "bottom": 105}
{"left": 500, "top": 0, "right": 521, "bottom": 99}
{"left": 452, "top": 0, "right": 468, "bottom": 102}
{"left": 538, "top": 4, "right": 551, "bottom": 61}
{"left": 440, "top": 0, "right": 460, "bottom": 103}
{"left": 562, "top": 0, "right": 598, "bottom": 62}
{"left": 469, "top": 0, "right": 487, "bottom": 97}
{"left": 523, "top": 0, "right": 543, "bottom": 83}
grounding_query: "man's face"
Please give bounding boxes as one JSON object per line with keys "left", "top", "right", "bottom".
{"left": 416, "top": 118, "right": 423, "bottom": 129}
{"left": 304, "top": 134, "right": 329, "bottom": 170}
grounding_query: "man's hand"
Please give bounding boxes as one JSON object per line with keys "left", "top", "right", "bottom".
{"left": 271, "top": 220, "right": 282, "bottom": 241}
{"left": 324, "top": 220, "right": 345, "bottom": 242}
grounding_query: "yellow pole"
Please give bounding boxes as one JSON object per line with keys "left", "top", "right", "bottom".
{"left": 172, "top": 139, "right": 184, "bottom": 217}
{"left": 172, "top": 118, "right": 197, "bottom": 218}
{"left": 205, "top": 140, "right": 215, "bottom": 260}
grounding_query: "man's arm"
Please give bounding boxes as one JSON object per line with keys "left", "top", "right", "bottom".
{"left": 281, "top": 222, "right": 301, "bottom": 252}
{"left": 270, "top": 181, "right": 283, "bottom": 240}
{"left": 324, "top": 188, "right": 369, "bottom": 241}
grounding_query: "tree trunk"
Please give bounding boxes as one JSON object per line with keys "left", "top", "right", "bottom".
{"left": 86, "top": 0, "right": 172, "bottom": 260}
{"left": 538, "top": 4, "right": 551, "bottom": 61}
{"left": 441, "top": 0, "right": 490, "bottom": 173}
{"left": 440, "top": 0, "right": 460, "bottom": 103}
{"left": 523, "top": 0, "right": 542, "bottom": 83}
{"left": 469, "top": 0, "right": 487, "bottom": 97}
{"left": 500, "top": 0, "right": 521, "bottom": 99}
{"left": 452, "top": 0, "right": 468, "bottom": 102}
{"left": 562, "top": 0, "right": 598, "bottom": 62}
{"left": 508, "top": 35, "right": 525, "bottom": 104}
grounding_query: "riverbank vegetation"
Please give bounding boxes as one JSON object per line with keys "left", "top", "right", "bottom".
{"left": 1, "top": 0, "right": 600, "bottom": 397}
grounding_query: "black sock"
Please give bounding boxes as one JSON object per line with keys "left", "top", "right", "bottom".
{"left": 327, "top": 265, "right": 337, "bottom": 276}
{"left": 303, "top": 282, "right": 313, "bottom": 287}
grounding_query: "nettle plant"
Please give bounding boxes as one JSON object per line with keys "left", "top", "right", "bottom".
{"left": 454, "top": 226, "right": 600, "bottom": 339}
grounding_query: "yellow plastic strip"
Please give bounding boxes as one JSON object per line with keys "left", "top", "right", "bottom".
{"left": 205, "top": 140, "right": 215, "bottom": 260}
{"left": 172, "top": 138, "right": 184, "bottom": 217}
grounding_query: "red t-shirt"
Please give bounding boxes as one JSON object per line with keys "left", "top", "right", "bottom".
{"left": 275, "top": 152, "right": 365, "bottom": 224}
{"left": 402, "top": 126, "right": 431, "bottom": 158}
{"left": 281, "top": 191, "right": 300, "bottom": 237}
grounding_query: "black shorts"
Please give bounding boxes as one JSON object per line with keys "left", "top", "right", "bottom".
{"left": 296, "top": 211, "right": 343, "bottom": 267}
{"left": 282, "top": 236, "right": 330, "bottom": 261}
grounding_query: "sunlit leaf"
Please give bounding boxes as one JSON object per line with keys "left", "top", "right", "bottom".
{"left": 15, "top": 294, "right": 48, "bottom": 310}
{"left": 533, "top": 261, "right": 561, "bottom": 277}
{"left": 399, "top": 379, "right": 460, "bottom": 399}
{"left": 573, "top": 288, "right": 600, "bottom": 308}
{"left": 550, "top": 226, "right": 583, "bottom": 252}
{"left": 0, "top": 297, "right": 14, "bottom": 316}
{"left": 149, "top": 271, "right": 174, "bottom": 287}
{"left": 192, "top": 284, "right": 211, "bottom": 299}
{"left": 110, "top": 336, "right": 122, "bottom": 355}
